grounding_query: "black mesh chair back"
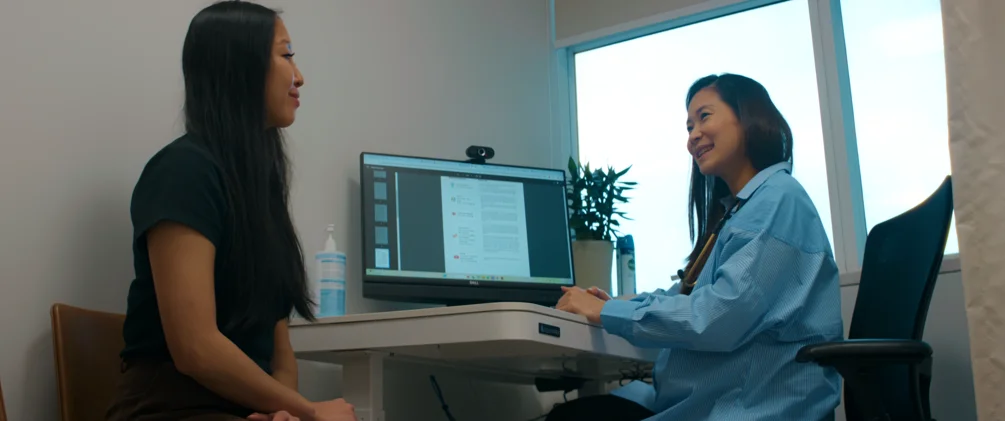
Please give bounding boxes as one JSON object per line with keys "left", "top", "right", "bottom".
{"left": 845, "top": 175, "right": 954, "bottom": 421}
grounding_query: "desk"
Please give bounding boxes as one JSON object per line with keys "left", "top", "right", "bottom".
{"left": 289, "top": 302, "right": 657, "bottom": 421}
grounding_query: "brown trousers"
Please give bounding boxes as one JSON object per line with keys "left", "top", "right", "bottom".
{"left": 106, "top": 360, "right": 253, "bottom": 421}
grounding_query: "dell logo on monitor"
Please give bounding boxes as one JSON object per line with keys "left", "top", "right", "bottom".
{"left": 469, "top": 280, "right": 480, "bottom": 286}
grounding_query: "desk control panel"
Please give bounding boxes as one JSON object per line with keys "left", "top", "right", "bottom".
{"left": 538, "top": 322, "right": 561, "bottom": 338}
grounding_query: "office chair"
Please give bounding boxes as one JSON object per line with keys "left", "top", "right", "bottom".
{"left": 797, "top": 176, "right": 953, "bottom": 421}
{"left": 0, "top": 378, "right": 7, "bottom": 421}
{"left": 51, "top": 303, "right": 126, "bottom": 421}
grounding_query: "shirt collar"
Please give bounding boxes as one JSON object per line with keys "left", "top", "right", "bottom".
{"left": 736, "top": 161, "right": 791, "bottom": 200}
{"left": 718, "top": 161, "right": 792, "bottom": 209}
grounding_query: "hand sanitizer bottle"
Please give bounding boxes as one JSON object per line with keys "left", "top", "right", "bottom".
{"left": 616, "top": 235, "right": 636, "bottom": 297}
{"left": 315, "top": 224, "right": 346, "bottom": 317}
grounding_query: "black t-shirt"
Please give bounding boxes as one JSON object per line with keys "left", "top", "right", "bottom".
{"left": 120, "top": 134, "right": 275, "bottom": 373}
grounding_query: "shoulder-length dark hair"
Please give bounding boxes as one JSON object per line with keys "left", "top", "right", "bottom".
{"left": 182, "top": 0, "right": 314, "bottom": 328}
{"left": 682, "top": 73, "right": 793, "bottom": 291}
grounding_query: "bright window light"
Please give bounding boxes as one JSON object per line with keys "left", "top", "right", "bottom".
{"left": 841, "top": 0, "right": 957, "bottom": 254}
{"left": 574, "top": 0, "right": 831, "bottom": 293}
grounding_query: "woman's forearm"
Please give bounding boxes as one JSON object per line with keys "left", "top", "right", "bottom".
{"left": 175, "top": 331, "right": 315, "bottom": 420}
{"left": 146, "top": 224, "right": 317, "bottom": 419}
{"left": 271, "top": 320, "right": 300, "bottom": 391}
{"left": 272, "top": 367, "right": 298, "bottom": 391}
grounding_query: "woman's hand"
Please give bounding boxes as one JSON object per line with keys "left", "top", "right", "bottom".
{"left": 311, "top": 398, "right": 358, "bottom": 421}
{"left": 586, "top": 286, "right": 612, "bottom": 301}
{"left": 557, "top": 286, "right": 606, "bottom": 323}
{"left": 248, "top": 411, "right": 299, "bottom": 421}
{"left": 247, "top": 398, "right": 356, "bottom": 421}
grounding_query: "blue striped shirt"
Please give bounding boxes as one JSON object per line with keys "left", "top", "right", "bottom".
{"left": 601, "top": 162, "right": 843, "bottom": 421}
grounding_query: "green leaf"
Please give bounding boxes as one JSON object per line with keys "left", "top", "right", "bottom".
{"left": 565, "top": 160, "right": 633, "bottom": 242}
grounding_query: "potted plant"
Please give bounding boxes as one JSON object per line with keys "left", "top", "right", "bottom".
{"left": 566, "top": 156, "right": 635, "bottom": 292}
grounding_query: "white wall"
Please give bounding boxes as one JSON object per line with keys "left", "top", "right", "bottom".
{"left": 0, "top": 1, "right": 562, "bottom": 420}
{"left": 835, "top": 271, "right": 978, "bottom": 421}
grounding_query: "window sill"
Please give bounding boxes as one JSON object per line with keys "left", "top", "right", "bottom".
{"left": 839, "top": 253, "right": 961, "bottom": 287}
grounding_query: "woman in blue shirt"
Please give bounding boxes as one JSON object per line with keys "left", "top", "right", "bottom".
{"left": 552, "top": 73, "right": 844, "bottom": 421}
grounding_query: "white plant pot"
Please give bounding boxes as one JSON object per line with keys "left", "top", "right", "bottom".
{"left": 572, "top": 240, "right": 615, "bottom": 292}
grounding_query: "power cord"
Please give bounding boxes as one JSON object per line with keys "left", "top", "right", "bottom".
{"left": 430, "top": 374, "right": 566, "bottom": 421}
{"left": 429, "top": 375, "right": 458, "bottom": 421}
{"left": 522, "top": 389, "right": 570, "bottom": 421}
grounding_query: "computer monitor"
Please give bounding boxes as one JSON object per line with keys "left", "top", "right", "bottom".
{"left": 359, "top": 152, "right": 575, "bottom": 306}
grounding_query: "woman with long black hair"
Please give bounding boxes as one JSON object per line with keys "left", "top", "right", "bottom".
{"left": 107, "top": 2, "right": 355, "bottom": 420}
{"left": 554, "top": 74, "right": 844, "bottom": 421}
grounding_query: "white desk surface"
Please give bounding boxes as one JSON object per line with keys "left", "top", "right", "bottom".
{"left": 289, "top": 302, "right": 657, "bottom": 383}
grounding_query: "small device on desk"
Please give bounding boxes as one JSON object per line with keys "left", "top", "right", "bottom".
{"left": 359, "top": 151, "right": 575, "bottom": 306}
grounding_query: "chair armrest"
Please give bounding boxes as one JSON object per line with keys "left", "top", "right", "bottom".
{"left": 796, "top": 339, "right": 932, "bottom": 366}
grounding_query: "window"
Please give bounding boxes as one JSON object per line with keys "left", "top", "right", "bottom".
{"left": 574, "top": 0, "right": 832, "bottom": 293}
{"left": 841, "top": 0, "right": 957, "bottom": 254}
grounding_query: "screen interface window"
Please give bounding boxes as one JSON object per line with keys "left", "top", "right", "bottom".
{"left": 362, "top": 154, "right": 574, "bottom": 286}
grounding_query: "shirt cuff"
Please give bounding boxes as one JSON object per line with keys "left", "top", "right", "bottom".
{"left": 600, "top": 299, "right": 641, "bottom": 336}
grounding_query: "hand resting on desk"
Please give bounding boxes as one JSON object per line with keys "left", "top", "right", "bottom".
{"left": 586, "top": 286, "right": 612, "bottom": 301}
{"left": 585, "top": 286, "right": 638, "bottom": 301}
{"left": 557, "top": 286, "right": 606, "bottom": 323}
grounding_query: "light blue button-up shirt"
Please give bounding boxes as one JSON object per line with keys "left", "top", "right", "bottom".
{"left": 601, "top": 162, "right": 843, "bottom": 421}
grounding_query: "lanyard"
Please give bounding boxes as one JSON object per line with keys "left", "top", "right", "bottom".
{"left": 679, "top": 198, "right": 746, "bottom": 291}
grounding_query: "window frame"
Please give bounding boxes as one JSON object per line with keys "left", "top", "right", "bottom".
{"left": 552, "top": 0, "right": 961, "bottom": 285}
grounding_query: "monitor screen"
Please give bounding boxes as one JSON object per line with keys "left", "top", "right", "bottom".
{"left": 360, "top": 153, "right": 574, "bottom": 302}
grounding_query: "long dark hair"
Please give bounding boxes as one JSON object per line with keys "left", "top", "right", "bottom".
{"left": 182, "top": 1, "right": 314, "bottom": 328}
{"left": 682, "top": 74, "right": 793, "bottom": 292}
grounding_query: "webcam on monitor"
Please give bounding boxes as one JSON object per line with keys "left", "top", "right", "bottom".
{"left": 465, "top": 145, "right": 495, "bottom": 164}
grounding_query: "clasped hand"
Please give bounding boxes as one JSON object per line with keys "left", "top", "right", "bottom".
{"left": 247, "top": 398, "right": 357, "bottom": 421}
{"left": 556, "top": 286, "right": 611, "bottom": 323}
